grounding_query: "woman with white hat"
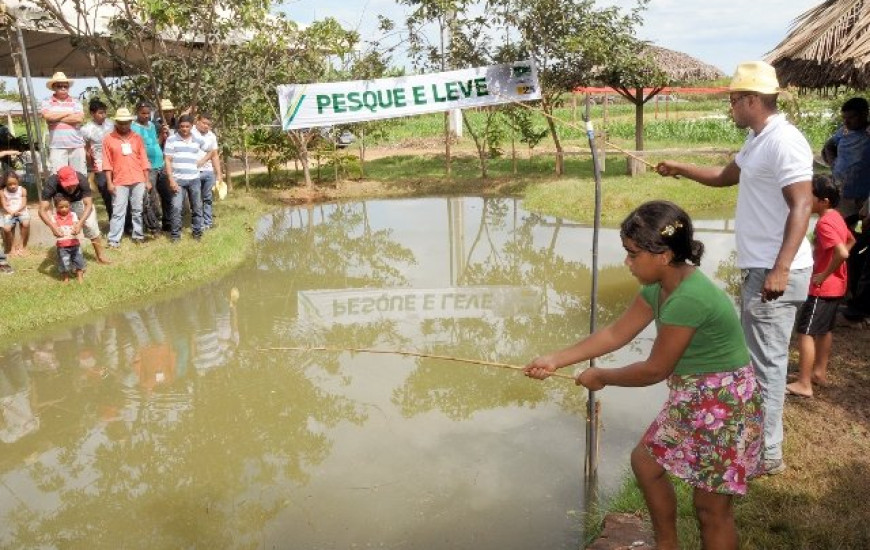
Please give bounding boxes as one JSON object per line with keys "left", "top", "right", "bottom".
{"left": 39, "top": 72, "right": 86, "bottom": 174}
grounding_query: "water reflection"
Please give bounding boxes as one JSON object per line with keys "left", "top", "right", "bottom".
{"left": 0, "top": 197, "right": 738, "bottom": 549}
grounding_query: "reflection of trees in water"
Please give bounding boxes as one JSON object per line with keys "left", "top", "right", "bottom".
{"left": 255, "top": 203, "right": 416, "bottom": 285}
{"left": 391, "top": 199, "right": 639, "bottom": 417}
{"left": 715, "top": 251, "right": 741, "bottom": 302}
{"left": 245, "top": 204, "right": 417, "bottom": 345}
{"left": 1, "top": 280, "right": 365, "bottom": 548}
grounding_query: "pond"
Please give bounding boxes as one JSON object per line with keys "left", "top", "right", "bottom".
{"left": 0, "top": 197, "right": 739, "bottom": 549}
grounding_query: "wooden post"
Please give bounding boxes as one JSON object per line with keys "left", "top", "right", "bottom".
{"left": 241, "top": 124, "right": 250, "bottom": 193}
{"left": 595, "top": 131, "right": 606, "bottom": 172}
{"left": 573, "top": 93, "right": 578, "bottom": 124}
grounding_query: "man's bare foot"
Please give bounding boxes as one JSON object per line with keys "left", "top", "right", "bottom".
{"left": 18, "top": 248, "right": 29, "bottom": 257}
{"left": 785, "top": 382, "right": 813, "bottom": 398}
{"left": 97, "top": 257, "right": 111, "bottom": 265}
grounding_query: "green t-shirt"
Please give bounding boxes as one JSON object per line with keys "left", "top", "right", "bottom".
{"left": 639, "top": 269, "right": 750, "bottom": 375}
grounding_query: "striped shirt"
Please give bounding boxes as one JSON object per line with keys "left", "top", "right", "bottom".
{"left": 191, "top": 127, "right": 218, "bottom": 173}
{"left": 40, "top": 96, "right": 85, "bottom": 149}
{"left": 164, "top": 133, "right": 204, "bottom": 181}
{"left": 79, "top": 120, "right": 114, "bottom": 171}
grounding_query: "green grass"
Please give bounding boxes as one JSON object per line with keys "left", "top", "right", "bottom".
{"left": 0, "top": 193, "right": 272, "bottom": 340}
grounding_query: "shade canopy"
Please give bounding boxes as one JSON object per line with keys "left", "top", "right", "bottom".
{"left": 0, "top": 0, "right": 255, "bottom": 78}
{"left": 767, "top": 0, "right": 870, "bottom": 88}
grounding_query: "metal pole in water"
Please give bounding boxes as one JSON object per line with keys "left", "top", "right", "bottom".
{"left": 582, "top": 95, "right": 602, "bottom": 485}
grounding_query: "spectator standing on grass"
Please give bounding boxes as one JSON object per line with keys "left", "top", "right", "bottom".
{"left": 656, "top": 61, "right": 814, "bottom": 476}
{"left": 79, "top": 99, "right": 115, "bottom": 219}
{"left": 131, "top": 101, "right": 165, "bottom": 235}
{"left": 102, "top": 108, "right": 151, "bottom": 248}
{"left": 192, "top": 112, "right": 223, "bottom": 230}
{"left": 157, "top": 99, "right": 177, "bottom": 147}
{"left": 164, "top": 115, "right": 204, "bottom": 242}
{"left": 786, "top": 175, "right": 854, "bottom": 398}
{"left": 52, "top": 196, "right": 85, "bottom": 283}
{"left": 821, "top": 97, "right": 870, "bottom": 230}
{"left": 40, "top": 72, "right": 86, "bottom": 174}
{"left": 39, "top": 166, "right": 111, "bottom": 265}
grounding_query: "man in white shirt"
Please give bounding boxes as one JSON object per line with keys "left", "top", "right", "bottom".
{"left": 192, "top": 113, "right": 223, "bottom": 230}
{"left": 656, "top": 61, "right": 813, "bottom": 477}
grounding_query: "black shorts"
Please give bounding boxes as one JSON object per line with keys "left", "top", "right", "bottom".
{"left": 796, "top": 296, "right": 842, "bottom": 335}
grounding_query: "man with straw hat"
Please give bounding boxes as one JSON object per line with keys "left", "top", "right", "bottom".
{"left": 657, "top": 61, "right": 814, "bottom": 477}
{"left": 102, "top": 107, "right": 151, "bottom": 248}
{"left": 40, "top": 71, "right": 86, "bottom": 174}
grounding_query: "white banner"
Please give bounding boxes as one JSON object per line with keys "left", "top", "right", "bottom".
{"left": 277, "top": 61, "right": 541, "bottom": 130}
{"left": 298, "top": 287, "right": 541, "bottom": 325}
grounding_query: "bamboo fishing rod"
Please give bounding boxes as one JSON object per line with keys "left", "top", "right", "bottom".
{"left": 258, "top": 345, "right": 577, "bottom": 381}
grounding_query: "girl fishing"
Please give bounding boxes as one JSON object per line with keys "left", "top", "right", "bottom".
{"left": 524, "top": 201, "right": 762, "bottom": 550}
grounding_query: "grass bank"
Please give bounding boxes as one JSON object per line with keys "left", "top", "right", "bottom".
{"left": 0, "top": 193, "right": 272, "bottom": 340}
{"left": 592, "top": 328, "right": 870, "bottom": 549}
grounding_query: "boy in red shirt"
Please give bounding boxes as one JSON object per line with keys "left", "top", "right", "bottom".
{"left": 787, "top": 175, "right": 855, "bottom": 398}
{"left": 53, "top": 196, "right": 85, "bottom": 283}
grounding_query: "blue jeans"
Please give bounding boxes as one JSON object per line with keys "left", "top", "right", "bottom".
{"left": 740, "top": 267, "right": 811, "bottom": 461}
{"left": 108, "top": 182, "right": 145, "bottom": 244}
{"left": 199, "top": 171, "right": 215, "bottom": 228}
{"left": 170, "top": 179, "right": 202, "bottom": 239}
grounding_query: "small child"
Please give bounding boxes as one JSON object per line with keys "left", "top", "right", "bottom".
{"left": 786, "top": 175, "right": 855, "bottom": 397}
{"left": 525, "top": 201, "right": 762, "bottom": 550}
{"left": 0, "top": 171, "right": 30, "bottom": 256}
{"left": 53, "top": 196, "right": 86, "bottom": 283}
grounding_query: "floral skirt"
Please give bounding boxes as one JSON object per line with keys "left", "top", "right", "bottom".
{"left": 641, "top": 364, "right": 764, "bottom": 495}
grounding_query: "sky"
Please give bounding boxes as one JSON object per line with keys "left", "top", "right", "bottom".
{"left": 282, "top": 0, "right": 822, "bottom": 76}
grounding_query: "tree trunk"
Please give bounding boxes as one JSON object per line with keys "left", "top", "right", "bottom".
{"left": 462, "top": 115, "right": 488, "bottom": 179}
{"left": 444, "top": 112, "right": 452, "bottom": 178}
{"left": 359, "top": 129, "right": 366, "bottom": 179}
{"left": 546, "top": 114, "right": 564, "bottom": 176}
{"left": 631, "top": 87, "right": 645, "bottom": 176}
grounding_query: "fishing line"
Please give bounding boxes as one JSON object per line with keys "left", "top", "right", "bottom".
{"left": 490, "top": 89, "right": 662, "bottom": 170}
{"left": 258, "top": 346, "right": 576, "bottom": 381}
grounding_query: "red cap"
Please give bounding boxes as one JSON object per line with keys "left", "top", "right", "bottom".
{"left": 58, "top": 166, "right": 78, "bottom": 188}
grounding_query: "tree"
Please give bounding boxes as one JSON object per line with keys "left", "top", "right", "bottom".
{"left": 28, "top": 1, "right": 362, "bottom": 192}
{"left": 599, "top": 45, "right": 673, "bottom": 175}
{"left": 494, "top": 0, "right": 648, "bottom": 176}
{"left": 400, "top": 0, "right": 478, "bottom": 178}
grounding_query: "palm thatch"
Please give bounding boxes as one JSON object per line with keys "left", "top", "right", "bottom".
{"left": 642, "top": 45, "right": 725, "bottom": 82}
{"left": 767, "top": 0, "right": 870, "bottom": 89}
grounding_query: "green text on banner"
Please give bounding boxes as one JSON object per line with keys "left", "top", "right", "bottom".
{"left": 277, "top": 60, "right": 541, "bottom": 130}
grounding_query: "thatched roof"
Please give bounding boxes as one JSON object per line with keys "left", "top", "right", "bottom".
{"left": 642, "top": 45, "right": 725, "bottom": 82}
{"left": 767, "top": 0, "right": 870, "bottom": 89}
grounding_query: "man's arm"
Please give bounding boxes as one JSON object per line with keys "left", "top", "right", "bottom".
{"left": 164, "top": 156, "right": 179, "bottom": 192}
{"left": 763, "top": 180, "right": 813, "bottom": 301}
{"left": 60, "top": 112, "right": 84, "bottom": 125}
{"left": 656, "top": 159, "right": 741, "bottom": 188}
{"left": 38, "top": 199, "right": 64, "bottom": 237}
{"left": 821, "top": 136, "right": 837, "bottom": 166}
{"left": 41, "top": 109, "right": 65, "bottom": 123}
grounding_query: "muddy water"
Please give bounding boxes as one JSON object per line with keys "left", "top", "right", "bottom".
{"left": 0, "top": 198, "right": 738, "bottom": 549}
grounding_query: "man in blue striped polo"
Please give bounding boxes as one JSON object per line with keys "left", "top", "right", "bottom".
{"left": 163, "top": 115, "right": 205, "bottom": 242}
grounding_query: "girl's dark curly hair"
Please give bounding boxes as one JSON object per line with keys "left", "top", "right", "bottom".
{"left": 620, "top": 200, "right": 704, "bottom": 266}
